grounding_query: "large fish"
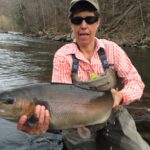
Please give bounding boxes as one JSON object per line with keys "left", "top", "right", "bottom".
{"left": 0, "top": 83, "right": 113, "bottom": 138}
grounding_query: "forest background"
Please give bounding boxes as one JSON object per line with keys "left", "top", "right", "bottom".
{"left": 0, "top": 0, "right": 149, "bottom": 46}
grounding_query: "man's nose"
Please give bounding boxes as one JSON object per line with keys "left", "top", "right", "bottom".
{"left": 80, "top": 20, "right": 88, "bottom": 28}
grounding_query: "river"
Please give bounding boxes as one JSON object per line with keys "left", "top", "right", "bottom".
{"left": 0, "top": 32, "right": 63, "bottom": 91}
{"left": 0, "top": 32, "right": 149, "bottom": 147}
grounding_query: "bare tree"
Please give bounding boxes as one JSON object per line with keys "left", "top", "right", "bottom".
{"left": 137, "top": 0, "right": 145, "bottom": 27}
{"left": 39, "top": 0, "right": 46, "bottom": 31}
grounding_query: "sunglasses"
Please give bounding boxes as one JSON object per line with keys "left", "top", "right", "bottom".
{"left": 71, "top": 16, "right": 99, "bottom": 25}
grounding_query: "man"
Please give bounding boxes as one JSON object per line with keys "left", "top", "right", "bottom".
{"left": 18, "top": 0, "right": 150, "bottom": 150}
{"left": 51, "top": 0, "right": 150, "bottom": 149}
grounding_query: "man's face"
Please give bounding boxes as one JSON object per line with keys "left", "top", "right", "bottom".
{"left": 70, "top": 11, "right": 100, "bottom": 47}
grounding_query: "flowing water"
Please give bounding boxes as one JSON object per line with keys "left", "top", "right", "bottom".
{"left": 0, "top": 32, "right": 63, "bottom": 91}
{"left": 0, "top": 32, "right": 149, "bottom": 148}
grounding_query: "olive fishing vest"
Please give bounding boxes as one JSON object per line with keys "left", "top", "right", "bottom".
{"left": 71, "top": 47, "right": 117, "bottom": 91}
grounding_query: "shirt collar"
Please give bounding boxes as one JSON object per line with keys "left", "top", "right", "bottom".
{"left": 66, "top": 37, "right": 106, "bottom": 57}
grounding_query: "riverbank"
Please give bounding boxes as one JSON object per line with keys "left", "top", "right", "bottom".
{"left": 25, "top": 30, "right": 150, "bottom": 49}
{"left": 0, "top": 0, "right": 149, "bottom": 50}
{"left": 1, "top": 30, "right": 149, "bottom": 50}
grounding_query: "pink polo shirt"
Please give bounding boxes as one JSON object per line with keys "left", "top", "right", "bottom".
{"left": 52, "top": 38, "right": 145, "bottom": 105}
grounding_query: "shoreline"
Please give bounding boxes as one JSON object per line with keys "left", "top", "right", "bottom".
{"left": 0, "top": 31, "right": 149, "bottom": 49}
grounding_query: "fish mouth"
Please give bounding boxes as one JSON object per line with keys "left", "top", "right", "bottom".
{"left": 0, "top": 107, "right": 19, "bottom": 121}
{"left": 0, "top": 98, "right": 35, "bottom": 121}
{"left": 0, "top": 108, "right": 5, "bottom": 113}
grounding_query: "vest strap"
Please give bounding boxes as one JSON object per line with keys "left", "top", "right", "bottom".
{"left": 71, "top": 54, "right": 79, "bottom": 74}
{"left": 98, "top": 48, "right": 109, "bottom": 70}
{"left": 71, "top": 47, "right": 110, "bottom": 75}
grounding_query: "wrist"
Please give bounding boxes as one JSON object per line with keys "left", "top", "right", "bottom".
{"left": 119, "top": 91, "right": 128, "bottom": 105}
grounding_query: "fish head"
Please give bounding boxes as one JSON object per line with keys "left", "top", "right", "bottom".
{"left": 0, "top": 98, "right": 35, "bottom": 122}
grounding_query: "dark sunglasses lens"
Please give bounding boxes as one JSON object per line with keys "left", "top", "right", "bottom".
{"left": 71, "top": 17, "right": 83, "bottom": 25}
{"left": 85, "top": 16, "right": 98, "bottom": 24}
{"left": 71, "top": 16, "right": 98, "bottom": 25}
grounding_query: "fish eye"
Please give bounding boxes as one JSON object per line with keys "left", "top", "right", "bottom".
{"left": 3, "top": 98, "right": 15, "bottom": 104}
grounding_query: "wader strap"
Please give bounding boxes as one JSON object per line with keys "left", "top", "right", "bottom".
{"left": 71, "top": 47, "right": 109, "bottom": 74}
{"left": 98, "top": 48, "right": 109, "bottom": 70}
{"left": 71, "top": 54, "right": 79, "bottom": 74}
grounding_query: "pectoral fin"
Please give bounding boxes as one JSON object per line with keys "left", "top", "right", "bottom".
{"left": 77, "top": 126, "right": 91, "bottom": 139}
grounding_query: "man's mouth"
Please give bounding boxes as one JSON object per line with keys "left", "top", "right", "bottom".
{"left": 79, "top": 32, "right": 89, "bottom": 35}
{"left": 79, "top": 33, "right": 89, "bottom": 37}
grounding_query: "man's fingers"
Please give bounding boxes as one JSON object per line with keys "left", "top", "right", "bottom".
{"left": 111, "top": 88, "right": 123, "bottom": 108}
{"left": 18, "top": 105, "right": 50, "bottom": 135}
{"left": 35, "top": 105, "right": 42, "bottom": 118}
{"left": 44, "top": 109, "right": 50, "bottom": 130}
{"left": 34, "top": 105, "right": 50, "bottom": 134}
{"left": 38, "top": 108, "right": 50, "bottom": 133}
{"left": 45, "top": 109, "right": 50, "bottom": 124}
{"left": 17, "top": 115, "right": 28, "bottom": 130}
{"left": 38, "top": 106, "right": 46, "bottom": 125}
{"left": 113, "top": 101, "right": 119, "bottom": 109}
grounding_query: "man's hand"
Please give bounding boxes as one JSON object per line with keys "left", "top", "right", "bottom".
{"left": 111, "top": 89, "right": 123, "bottom": 108}
{"left": 17, "top": 105, "right": 50, "bottom": 135}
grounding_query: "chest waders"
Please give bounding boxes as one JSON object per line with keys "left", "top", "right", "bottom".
{"left": 71, "top": 47, "right": 117, "bottom": 91}
{"left": 63, "top": 48, "right": 150, "bottom": 150}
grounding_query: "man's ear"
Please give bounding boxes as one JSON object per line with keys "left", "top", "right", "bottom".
{"left": 69, "top": 20, "right": 74, "bottom": 31}
{"left": 97, "top": 20, "right": 100, "bottom": 32}
{"left": 97, "top": 19, "right": 100, "bottom": 28}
